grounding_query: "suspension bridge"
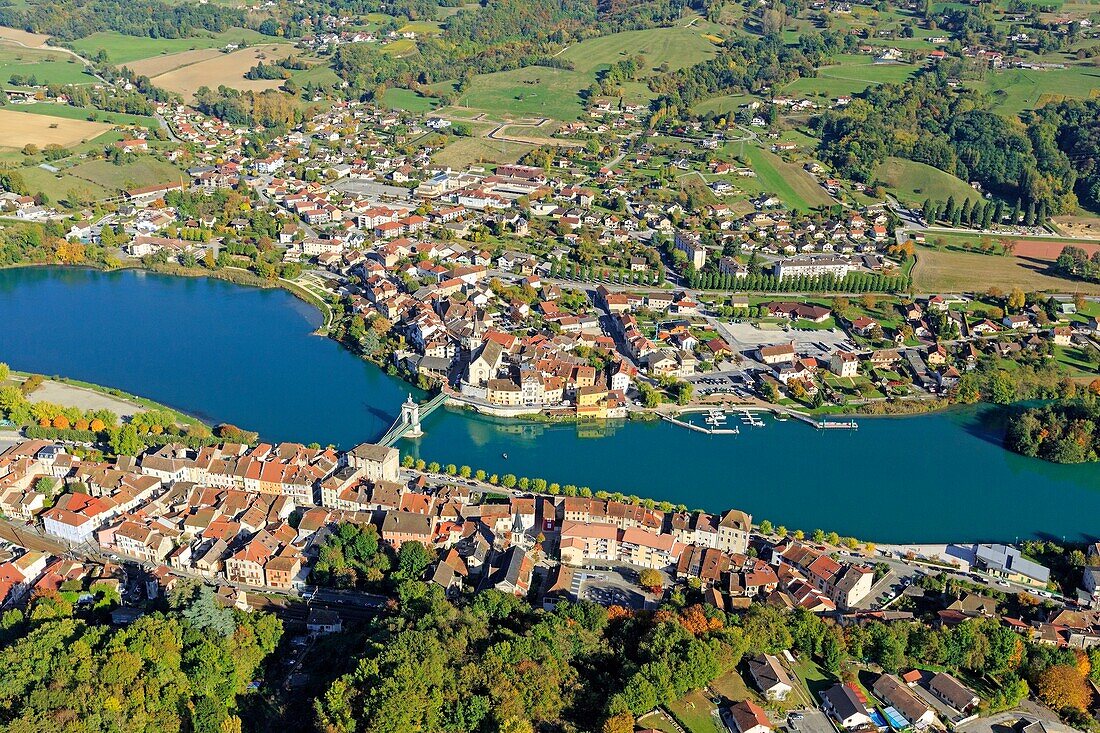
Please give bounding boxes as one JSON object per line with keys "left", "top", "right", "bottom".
{"left": 377, "top": 391, "right": 449, "bottom": 446}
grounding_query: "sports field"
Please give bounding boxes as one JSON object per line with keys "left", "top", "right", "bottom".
{"left": 873, "top": 157, "right": 979, "bottom": 207}
{"left": 150, "top": 45, "right": 296, "bottom": 101}
{"left": 912, "top": 247, "right": 1100, "bottom": 294}
{"left": 69, "top": 28, "right": 278, "bottom": 65}
{"left": 0, "top": 108, "right": 113, "bottom": 149}
{"left": 742, "top": 144, "right": 835, "bottom": 211}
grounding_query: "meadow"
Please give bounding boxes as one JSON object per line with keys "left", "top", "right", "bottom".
{"left": 978, "top": 66, "right": 1100, "bottom": 117}
{"left": 740, "top": 144, "right": 835, "bottom": 211}
{"left": 912, "top": 247, "right": 1100, "bottom": 294}
{"left": 0, "top": 45, "right": 97, "bottom": 86}
{"left": 433, "top": 137, "right": 532, "bottom": 168}
{"left": 783, "top": 54, "right": 918, "bottom": 98}
{"left": 382, "top": 87, "right": 439, "bottom": 113}
{"left": 872, "top": 157, "right": 980, "bottom": 207}
{"left": 69, "top": 28, "right": 279, "bottom": 65}
{"left": 5, "top": 102, "right": 158, "bottom": 128}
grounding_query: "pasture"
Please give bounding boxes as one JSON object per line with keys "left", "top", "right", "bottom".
{"left": 0, "top": 45, "right": 97, "bottom": 86}
{"left": 382, "top": 87, "right": 439, "bottom": 112}
{"left": 741, "top": 144, "right": 835, "bottom": 211}
{"left": 126, "top": 48, "right": 223, "bottom": 78}
{"left": 561, "top": 25, "right": 717, "bottom": 75}
{"left": 5, "top": 102, "right": 158, "bottom": 128}
{"left": 0, "top": 108, "right": 112, "bottom": 149}
{"left": 0, "top": 26, "right": 51, "bottom": 47}
{"left": 381, "top": 39, "right": 417, "bottom": 57}
{"left": 150, "top": 44, "right": 296, "bottom": 101}
{"left": 912, "top": 247, "right": 1100, "bottom": 294}
{"left": 872, "top": 157, "right": 979, "bottom": 207}
{"left": 784, "top": 55, "right": 917, "bottom": 98}
{"left": 432, "top": 137, "right": 533, "bottom": 168}
{"left": 69, "top": 28, "right": 278, "bottom": 65}
{"left": 980, "top": 66, "right": 1100, "bottom": 116}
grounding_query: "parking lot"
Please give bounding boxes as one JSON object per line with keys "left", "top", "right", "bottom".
{"left": 716, "top": 320, "right": 856, "bottom": 361}
{"left": 785, "top": 708, "right": 835, "bottom": 733}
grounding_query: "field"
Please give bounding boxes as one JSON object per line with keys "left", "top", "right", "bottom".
{"left": 912, "top": 247, "right": 1100, "bottom": 294}
{"left": 741, "top": 144, "right": 835, "bottom": 211}
{"left": 62, "top": 158, "right": 185, "bottom": 191}
{"left": 0, "top": 26, "right": 51, "bottom": 47}
{"left": 444, "top": 24, "right": 721, "bottom": 120}
{"left": 784, "top": 55, "right": 918, "bottom": 98}
{"left": 382, "top": 87, "right": 439, "bottom": 112}
{"left": 0, "top": 44, "right": 97, "bottom": 87}
{"left": 872, "top": 157, "right": 979, "bottom": 206}
{"left": 69, "top": 28, "right": 279, "bottom": 65}
{"left": 979, "top": 66, "right": 1100, "bottom": 117}
{"left": 19, "top": 166, "right": 115, "bottom": 203}
{"left": 1053, "top": 215, "right": 1100, "bottom": 238}
{"left": 560, "top": 25, "right": 717, "bottom": 74}
{"left": 381, "top": 39, "right": 417, "bottom": 56}
{"left": 150, "top": 44, "right": 296, "bottom": 101}
{"left": 433, "top": 137, "right": 533, "bottom": 167}
{"left": 1008, "top": 238, "right": 1100, "bottom": 260}
{"left": 126, "top": 48, "right": 224, "bottom": 78}
{"left": 8, "top": 102, "right": 158, "bottom": 128}
{"left": 664, "top": 690, "right": 725, "bottom": 733}
{"left": 0, "top": 108, "right": 113, "bottom": 149}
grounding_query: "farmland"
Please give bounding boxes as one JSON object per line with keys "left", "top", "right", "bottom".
{"left": 0, "top": 108, "right": 113, "bottom": 149}
{"left": 560, "top": 25, "right": 717, "bottom": 75}
{"left": 741, "top": 144, "right": 835, "bottom": 212}
{"left": 0, "top": 44, "right": 97, "bottom": 87}
{"left": 912, "top": 247, "right": 1100, "bottom": 294}
{"left": 783, "top": 55, "right": 918, "bottom": 98}
{"left": 872, "top": 157, "right": 980, "bottom": 207}
{"left": 149, "top": 45, "right": 297, "bottom": 101}
{"left": 432, "top": 137, "right": 533, "bottom": 168}
{"left": 978, "top": 66, "right": 1100, "bottom": 117}
{"left": 382, "top": 87, "right": 439, "bottom": 113}
{"left": 126, "top": 48, "right": 224, "bottom": 79}
{"left": 4, "top": 102, "right": 158, "bottom": 129}
{"left": 69, "top": 28, "right": 279, "bottom": 65}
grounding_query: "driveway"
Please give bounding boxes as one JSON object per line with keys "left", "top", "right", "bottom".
{"left": 786, "top": 708, "right": 835, "bottom": 733}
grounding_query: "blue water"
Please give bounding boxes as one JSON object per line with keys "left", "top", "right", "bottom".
{"left": 1, "top": 266, "right": 1098, "bottom": 543}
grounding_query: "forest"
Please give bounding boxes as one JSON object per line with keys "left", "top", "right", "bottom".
{"left": 0, "top": 0, "right": 245, "bottom": 41}
{"left": 1006, "top": 399, "right": 1100, "bottom": 463}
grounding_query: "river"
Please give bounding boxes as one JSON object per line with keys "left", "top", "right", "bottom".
{"left": 1, "top": 266, "right": 1097, "bottom": 543}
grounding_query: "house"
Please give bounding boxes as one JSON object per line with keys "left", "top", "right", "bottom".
{"left": 346, "top": 442, "right": 399, "bottom": 482}
{"left": 873, "top": 674, "right": 936, "bottom": 729}
{"left": 929, "top": 672, "right": 979, "bottom": 713}
{"left": 1051, "top": 326, "right": 1072, "bottom": 346}
{"left": 822, "top": 684, "right": 872, "bottom": 729}
{"left": 975, "top": 543, "right": 1050, "bottom": 587}
{"left": 747, "top": 653, "right": 794, "bottom": 701}
{"left": 759, "top": 341, "right": 796, "bottom": 365}
{"left": 1002, "top": 314, "right": 1030, "bottom": 330}
{"left": 829, "top": 351, "right": 859, "bottom": 378}
{"left": 306, "top": 608, "right": 342, "bottom": 635}
{"left": 729, "top": 700, "right": 771, "bottom": 733}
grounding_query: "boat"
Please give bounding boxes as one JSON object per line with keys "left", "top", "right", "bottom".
{"left": 738, "top": 410, "right": 765, "bottom": 427}
{"left": 502, "top": 452, "right": 509, "bottom": 459}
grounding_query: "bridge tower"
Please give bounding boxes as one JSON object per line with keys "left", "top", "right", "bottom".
{"left": 400, "top": 393, "right": 423, "bottom": 438}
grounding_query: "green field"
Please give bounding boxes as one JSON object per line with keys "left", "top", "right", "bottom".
{"left": 382, "top": 87, "right": 440, "bottom": 113}
{"left": 0, "top": 46, "right": 97, "bottom": 86}
{"left": 692, "top": 93, "right": 754, "bottom": 117}
{"left": 561, "top": 25, "right": 717, "bottom": 75}
{"left": 19, "top": 166, "right": 115, "bottom": 203}
{"left": 447, "top": 65, "right": 589, "bottom": 119}
{"left": 69, "top": 28, "right": 279, "bottom": 64}
{"left": 64, "top": 157, "right": 185, "bottom": 191}
{"left": 665, "top": 690, "right": 725, "bottom": 733}
{"left": 381, "top": 38, "right": 417, "bottom": 56}
{"left": 784, "top": 55, "right": 918, "bottom": 98}
{"left": 8, "top": 103, "right": 158, "bottom": 129}
{"left": 742, "top": 144, "right": 835, "bottom": 211}
{"left": 978, "top": 66, "right": 1100, "bottom": 117}
{"left": 873, "top": 157, "right": 979, "bottom": 207}
{"left": 433, "top": 136, "right": 533, "bottom": 167}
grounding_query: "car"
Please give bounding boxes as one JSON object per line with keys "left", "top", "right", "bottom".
{"left": 996, "top": 580, "right": 1010, "bottom": 587}
{"left": 789, "top": 713, "right": 804, "bottom": 721}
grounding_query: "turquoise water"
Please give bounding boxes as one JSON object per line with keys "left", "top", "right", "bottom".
{"left": 1, "top": 266, "right": 1097, "bottom": 542}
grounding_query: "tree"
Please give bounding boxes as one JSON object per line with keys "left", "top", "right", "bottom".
{"left": 182, "top": 583, "right": 236, "bottom": 637}
{"left": 0, "top": 362, "right": 8, "bottom": 382}
{"left": 639, "top": 568, "right": 664, "bottom": 591}
{"left": 109, "top": 424, "right": 143, "bottom": 456}
{"left": 394, "top": 541, "right": 433, "bottom": 581}
{"left": 759, "top": 520, "right": 774, "bottom": 535}
{"left": 1007, "top": 287, "right": 1026, "bottom": 313}
{"left": 1036, "top": 664, "right": 1091, "bottom": 712}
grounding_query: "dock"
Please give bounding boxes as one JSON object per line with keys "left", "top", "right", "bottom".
{"left": 660, "top": 413, "right": 740, "bottom": 435}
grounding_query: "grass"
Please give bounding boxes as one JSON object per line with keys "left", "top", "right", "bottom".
{"left": 8, "top": 102, "right": 158, "bottom": 129}
{"left": 19, "top": 166, "right": 115, "bottom": 203}
{"left": 69, "top": 28, "right": 279, "bottom": 65}
{"left": 381, "top": 38, "right": 417, "bottom": 56}
{"left": 0, "top": 45, "right": 97, "bottom": 86}
{"left": 665, "top": 690, "right": 725, "bottom": 733}
{"left": 741, "top": 144, "right": 835, "bottom": 212}
{"left": 791, "top": 655, "right": 834, "bottom": 706}
{"left": 710, "top": 671, "right": 753, "bottom": 703}
{"left": 873, "top": 157, "right": 980, "bottom": 207}
{"left": 433, "top": 137, "right": 533, "bottom": 168}
{"left": 561, "top": 26, "right": 717, "bottom": 75}
{"left": 1053, "top": 345, "right": 1100, "bottom": 378}
{"left": 382, "top": 87, "right": 439, "bottom": 113}
{"left": 693, "top": 93, "right": 755, "bottom": 117}
{"left": 978, "top": 66, "right": 1100, "bottom": 117}
{"left": 445, "top": 65, "right": 589, "bottom": 119}
{"left": 912, "top": 247, "right": 1100, "bottom": 294}
{"left": 783, "top": 55, "right": 918, "bottom": 98}
{"left": 66, "top": 158, "right": 185, "bottom": 191}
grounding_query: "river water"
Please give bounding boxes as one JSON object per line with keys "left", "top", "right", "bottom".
{"left": 1, "top": 266, "right": 1096, "bottom": 542}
